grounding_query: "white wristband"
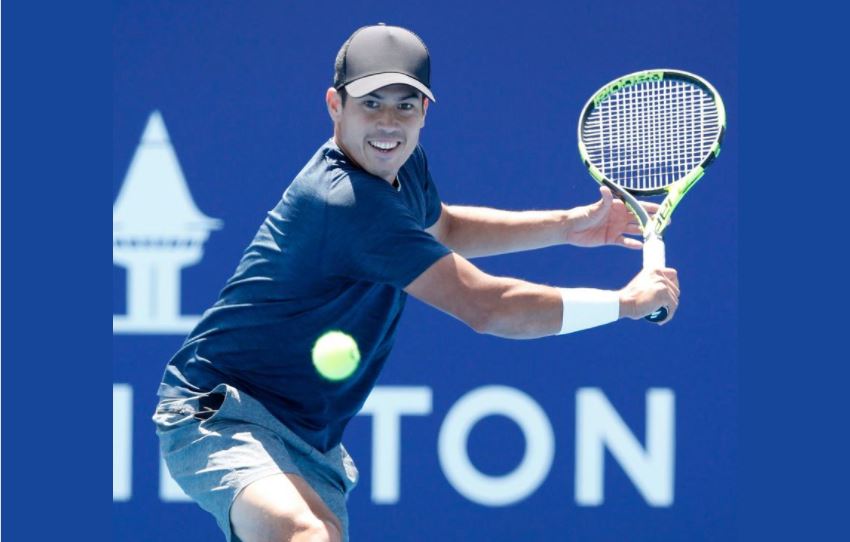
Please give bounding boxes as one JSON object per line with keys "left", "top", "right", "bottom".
{"left": 558, "top": 288, "right": 620, "bottom": 335}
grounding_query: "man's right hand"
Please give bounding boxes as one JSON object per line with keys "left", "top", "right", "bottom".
{"left": 618, "top": 268, "right": 680, "bottom": 323}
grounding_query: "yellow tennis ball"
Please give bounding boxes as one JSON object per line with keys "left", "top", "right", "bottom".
{"left": 312, "top": 331, "right": 360, "bottom": 381}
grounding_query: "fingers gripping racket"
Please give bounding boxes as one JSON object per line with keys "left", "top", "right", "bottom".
{"left": 578, "top": 69, "right": 726, "bottom": 322}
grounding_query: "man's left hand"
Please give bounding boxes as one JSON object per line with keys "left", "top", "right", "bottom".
{"left": 566, "top": 186, "right": 659, "bottom": 249}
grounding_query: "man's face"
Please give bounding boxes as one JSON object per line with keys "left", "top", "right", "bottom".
{"left": 327, "top": 83, "right": 428, "bottom": 183}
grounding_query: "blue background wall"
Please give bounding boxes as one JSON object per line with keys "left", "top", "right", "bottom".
{"left": 113, "top": 1, "right": 737, "bottom": 540}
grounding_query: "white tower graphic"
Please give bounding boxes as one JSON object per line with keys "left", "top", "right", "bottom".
{"left": 113, "top": 111, "right": 222, "bottom": 334}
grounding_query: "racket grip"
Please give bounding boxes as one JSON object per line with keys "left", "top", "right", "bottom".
{"left": 642, "top": 235, "right": 666, "bottom": 269}
{"left": 642, "top": 236, "right": 669, "bottom": 323}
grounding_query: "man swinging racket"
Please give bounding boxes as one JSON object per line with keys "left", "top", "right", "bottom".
{"left": 153, "top": 23, "right": 679, "bottom": 542}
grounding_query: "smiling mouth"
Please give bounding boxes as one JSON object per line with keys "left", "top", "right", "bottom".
{"left": 368, "top": 140, "right": 401, "bottom": 153}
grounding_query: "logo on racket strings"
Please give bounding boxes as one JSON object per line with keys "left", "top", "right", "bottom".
{"left": 593, "top": 71, "right": 664, "bottom": 107}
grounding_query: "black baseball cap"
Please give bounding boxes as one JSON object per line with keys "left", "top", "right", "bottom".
{"left": 333, "top": 23, "right": 435, "bottom": 102}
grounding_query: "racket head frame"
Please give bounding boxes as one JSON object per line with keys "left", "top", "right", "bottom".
{"left": 577, "top": 68, "right": 726, "bottom": 239}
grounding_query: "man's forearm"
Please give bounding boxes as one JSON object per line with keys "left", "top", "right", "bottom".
{"left": 479, "top": 280, "right": 623, "bottom": 339}
{"left": 405, "top": 252, "right": 633, "bottom": 341}
{"left": 479, "top": 280, "right": 564, "bottom": 339}
{"left": 444, "top": 205, "right": 576, "bottom": 258}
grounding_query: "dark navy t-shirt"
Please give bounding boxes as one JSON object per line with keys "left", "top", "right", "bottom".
{"left": 158, "top": 139, "right": 452, "bottom": 452}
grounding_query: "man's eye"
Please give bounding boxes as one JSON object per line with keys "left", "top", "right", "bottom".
{"left": 364, "top": 101, "right": 379, "bottom": 109}
{"left": 398, "top": 103, "right": 414, "bottom": 111}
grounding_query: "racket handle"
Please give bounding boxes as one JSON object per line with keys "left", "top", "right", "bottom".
{"left": 642, "top": 235, "right": 666, "bottom": 269}
{"left": 642, "top": 236, "right": 669, "bottom": 323}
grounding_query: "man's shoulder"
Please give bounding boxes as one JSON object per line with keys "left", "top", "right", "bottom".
{"left": 410, "top": 143, "right": 428, "bottom": 168}
{"left": 287, "top": 141, "right": 362, "bottom": 204}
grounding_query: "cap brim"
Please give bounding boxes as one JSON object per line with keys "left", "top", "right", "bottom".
{"left": 345, "top": 73, "right": 435, "bottom": 102}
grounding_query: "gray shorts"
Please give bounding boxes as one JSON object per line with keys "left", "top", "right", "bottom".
{"left": 152, "top": 384, "right": 359, "bottom": 542}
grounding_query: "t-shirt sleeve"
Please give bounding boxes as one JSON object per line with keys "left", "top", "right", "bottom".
{"left": 417, "top": 146, "right": 443, "bottom": 228}
{"left": 321, "top": 173, "right": 452, "bottom": 288}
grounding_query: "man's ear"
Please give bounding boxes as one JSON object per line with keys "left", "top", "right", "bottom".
{"left": 326, "top": 87, "right": 343, "bottom": 121}
{"left": 421, "top": 97, "right": 429, "bottom": 127}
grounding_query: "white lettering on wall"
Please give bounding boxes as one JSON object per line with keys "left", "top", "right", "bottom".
{"left": 575, "top": 388, "right": 675, "bottom": 506}
{"left": 438, "top": 385, "right": 555, "bottom": 506}
{"left": 113, "top": 384, "right": 133, "bottom": 501}
{"left": 358, "top": 387, "right": 433, "bottom": 504}
{"left": 112, "top": 384, "right": 677, "bottom": 507}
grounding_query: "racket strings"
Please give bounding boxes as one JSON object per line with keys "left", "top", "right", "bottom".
{"left": 582, "top": 78, "right": 721, "bottom": 191}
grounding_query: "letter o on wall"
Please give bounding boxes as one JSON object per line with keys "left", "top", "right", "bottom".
{"left": 438, "top": 385, "right": 554, "bottom": 506}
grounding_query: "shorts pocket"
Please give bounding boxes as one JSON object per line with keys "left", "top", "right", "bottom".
{"left": 152, "top": 398, "right": 199, "bottom": 429}
{"left": 195, "top": 384, "right": 236, "bottom": 428}
{"left": 194, "top": 391, "right": 226, "bottom": 421}
{"left": 153, "top": 387, "right": 229, "bottom": 431}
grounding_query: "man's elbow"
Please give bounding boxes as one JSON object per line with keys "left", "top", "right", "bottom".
{"left": 465, "top": 306, "right": 543, "bottom": 339}
{"left": 459, "top": 303, "right": 494, "bottom": 335}
{"left": 467, "top": 313, "right": 491, "bottom": 335}
{"left": 465, "top": 306, "right": 512, "bottom": 336}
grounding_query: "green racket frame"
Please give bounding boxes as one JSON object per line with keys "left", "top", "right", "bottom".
{"left": 577, "top": 69, "right": 726, "bottom": 322}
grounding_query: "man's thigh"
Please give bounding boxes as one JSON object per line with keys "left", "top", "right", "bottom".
{"left": 154, "top": 386, "right": 355, "bottom": 541}
{"left": 230, "top": 473, "right": 343, "bottom": 542}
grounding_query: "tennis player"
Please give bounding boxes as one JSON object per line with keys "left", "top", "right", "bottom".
{"left": 153, "top": 23, "right": 679, "bottom": 542}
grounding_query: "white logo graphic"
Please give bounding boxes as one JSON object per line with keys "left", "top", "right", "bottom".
{"left": 113, "top": 111, "right": 222, "bottom": 334}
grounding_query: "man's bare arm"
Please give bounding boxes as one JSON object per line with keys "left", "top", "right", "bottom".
{"left": 426, "top": 204, "right": 570, "bottom": 259}
{"left": 404, "top": 252, "right": 681, "bottom": 339}
{"left": 404, "top": 252, "right": 563, "bottom": 339}
{"left": 424, "top": 188, "right": 660, "bottom": 259}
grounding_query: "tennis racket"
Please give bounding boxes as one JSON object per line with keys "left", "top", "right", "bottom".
{"left": 577, "top": 69, "right": 726, "bottom": 322}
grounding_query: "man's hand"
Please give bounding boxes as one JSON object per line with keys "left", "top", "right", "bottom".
{"left": 566, "top": 186, "right": 659, "bottom": 249}
{"left": 617, "top": 267, "right": 680, "bottom": 323}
